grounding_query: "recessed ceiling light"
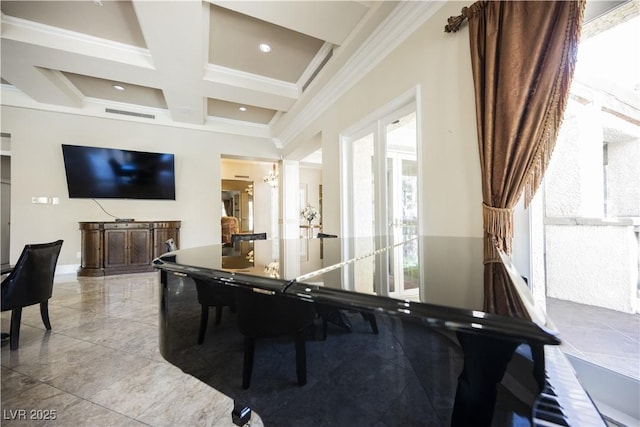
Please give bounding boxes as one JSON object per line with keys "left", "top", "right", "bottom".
{"left": 259, "top": 43, "right": 272, "bottom": 53}
{"left": 239, "top": 106, "right": 247, "bottom": 112}
{"left": 94, "top": 1, "right": 103, "bottom": 6}
{"left": 112, "top": 84, "right": 125, "bottom": 91}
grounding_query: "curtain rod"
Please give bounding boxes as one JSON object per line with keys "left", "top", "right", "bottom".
{"left": 444, "top": 6, "right": 470, "bottom": 33}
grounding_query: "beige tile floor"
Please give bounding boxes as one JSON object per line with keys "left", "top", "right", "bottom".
{"left": 1, "top": 273, "right": 264, "bottom": 427}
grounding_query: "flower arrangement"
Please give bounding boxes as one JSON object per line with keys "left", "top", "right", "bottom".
{"left": 301, "top": 204, "right": 320, "bottom": 224}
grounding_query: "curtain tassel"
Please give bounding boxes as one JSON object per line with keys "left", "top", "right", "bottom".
{"left": 482, "top": 203, "right": 514, "bottom": 263}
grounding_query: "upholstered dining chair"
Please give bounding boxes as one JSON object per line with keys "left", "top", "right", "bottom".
{"left": 165, "top": 238, "right": 178, "bottom": 253}
{"left": 1, "top": 240, "right": 63, "bottom": 350}
{"left": 221, "top": 216, "right": 239, "bottom": 245}
{"left": 196, "top": 232, "right": 267, "bottom": 344}
{"left": 316, "top": 232, "right": 338, "bottom": 238}
{"left": 194, "top": 278, "right": 236, "bottom": 344}
{"left": 235, "top": 287, "right": 316, "bottom": 389}
{"left": 311, "top": 233, "right": 379, "bottom": 339}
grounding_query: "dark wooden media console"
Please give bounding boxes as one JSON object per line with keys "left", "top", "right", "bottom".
{"left": 78, "top": 220, "right": 180, "bottom": 276}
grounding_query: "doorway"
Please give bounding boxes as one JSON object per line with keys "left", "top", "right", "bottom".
{"left": 342, "top": 100, "right": 420, "bottom": 298}
{"left": 221, "top": 179, "right": 253, "bottom": 233}
{"left": 220, "top": 158, "right": 280, "bottom": 242}
{"left": 1, "top": 138, "right": 11, "bottom": 267}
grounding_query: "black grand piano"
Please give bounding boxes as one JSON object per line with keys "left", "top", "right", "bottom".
{"left": 154, "top": 236, "right": 605, "bottom": 426}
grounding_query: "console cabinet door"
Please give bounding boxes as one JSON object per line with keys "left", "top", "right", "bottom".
{"left": 104, "top": 228, "right": 151, "bottom": 268}
{"left": 129, "top": 229, "right": 152, "bottom": 266}
{"left": 104, "top": 229, "right": 128, "bottom": 268}
{"left": 81, "top": 229, "right": 102, "bottom": 269}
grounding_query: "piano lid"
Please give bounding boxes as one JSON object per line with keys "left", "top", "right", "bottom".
{"left": 154, "top": 235, "right": 559, "bottom": 344}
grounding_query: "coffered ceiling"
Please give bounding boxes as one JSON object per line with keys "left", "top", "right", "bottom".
{"left": 0, "top": 0, "right": 406, "bottom": 146}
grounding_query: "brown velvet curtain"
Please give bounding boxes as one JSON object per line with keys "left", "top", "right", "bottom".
{"left": 457, "top": 1, "right": 585, "bottom": 316}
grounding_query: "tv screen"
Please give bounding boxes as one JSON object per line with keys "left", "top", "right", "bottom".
{"left": 61, "top": 144, "right": 176, "bottom": 200}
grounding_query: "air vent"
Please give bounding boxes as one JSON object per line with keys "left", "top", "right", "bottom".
{"left": 105, "top": 108, "right": 155, "bottom": 120}
{"left": 303, "top": 48, "right": 334, "bottom": 92}
{"left": 0, "top": 133, "right": 11, "bottom": 138}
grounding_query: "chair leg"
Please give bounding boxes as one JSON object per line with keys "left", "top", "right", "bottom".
{"left": 198, "top": 305, "right": 209, "bottom": 345}
{"left": 322, "top": 315, "right": 328, "bottom": 340}
{"left": 362, "top": 312, "right": 378, "bottom": 335}
{"left": 214, "top": 304, "right": 223, "bottom": 326}
{"left": 40, "top": 301, "right": 52, "bottom": 330}
{"left": 242, "top": 336, "right": 255, "bottom": 389}
{"left": 10, "top": 308, "right": 22, "bottom": 350}
{"left": 294, "top": 332, "right": 307, "bottom": 386}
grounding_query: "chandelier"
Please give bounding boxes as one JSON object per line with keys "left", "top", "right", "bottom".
{"left": 263, "top": 163, "right": 278, "bottom": 187}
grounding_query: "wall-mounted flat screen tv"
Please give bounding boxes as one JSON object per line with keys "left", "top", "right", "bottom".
{"left": 61, "top": 144, "right": 176, "bottom": 200}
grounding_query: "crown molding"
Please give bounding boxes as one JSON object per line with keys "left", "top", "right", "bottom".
{"left": 275, "top": 1, "right": 444, "bottom": 148}
{"left": 297, "top": 42, "right": 334, "bottom": 91}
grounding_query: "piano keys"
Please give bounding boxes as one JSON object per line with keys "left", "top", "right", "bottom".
{"left": 532, "top": 345, "right": 605, "bottom": 427}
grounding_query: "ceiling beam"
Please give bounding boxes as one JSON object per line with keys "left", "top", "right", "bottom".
{"left": 132, "top": 1, "right": 206, "bottom": 125}
{"left": 0, "top": 42, "right": 82, "bottom": 108}
{"left": 202, "top": 64, "right": 297, "bottom": 111}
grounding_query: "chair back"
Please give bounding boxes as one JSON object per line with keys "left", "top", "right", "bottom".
{"left": 194, "top": 278, "right": 235, "bottom": 307}
{"left": 165, "top": 238, "right": 178, "bottom": 252}
{"left": 221, "top": 217, "right": 239, "bottom": 244}
{"left": 1, "top": 240, "right": 63, "bottom": 311}
{"left": 317, "top": 233, "right": 338, "bottom": 238}
{"left": 235, "top": 288, "right": 315, "bottom": 338}
{"left": 231, "top": 232, "right": 267, "bottom": 243}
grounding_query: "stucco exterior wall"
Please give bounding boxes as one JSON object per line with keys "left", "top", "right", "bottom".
{"left": 545, "top": 102, "right": 604, "bottom": 218}
{"left": 546, "top": 222, "right": 638, "bottom": 313}
{"left": 607, "top": 138, "right": 640, "bottom": 217}
{"left": 543, "top": 96, "right": 639, "bottom": 313}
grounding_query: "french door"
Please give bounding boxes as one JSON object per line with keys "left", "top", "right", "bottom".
{"left": 342, "top": 102, "right": 420, "bottom": 298}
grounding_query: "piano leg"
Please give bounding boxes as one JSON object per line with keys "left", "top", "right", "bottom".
{"left": 451, "top": 332, "right": 519, "bottom": 427}
{"left": 232, "top": 402, "right": 251, "bottom": 426}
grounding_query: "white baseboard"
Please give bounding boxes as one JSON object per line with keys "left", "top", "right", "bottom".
{"left": 56, "top": 264, "right": 79, "bottom": 276}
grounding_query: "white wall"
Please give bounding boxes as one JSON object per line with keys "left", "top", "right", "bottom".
{"left": 1, "top": 106, "right": 279, "bottom": 269}
{"left": 3, "top": 1, "right": 485, "bottom": 272}
{"left": 283, "top": 1, "right": 483, "bottom": 238}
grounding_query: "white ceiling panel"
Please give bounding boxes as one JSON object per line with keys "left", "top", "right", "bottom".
{"left": 211, "top": 0, "right": 370, "bottom": 46}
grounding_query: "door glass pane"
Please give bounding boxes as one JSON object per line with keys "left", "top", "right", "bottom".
{"left": 386, "top": 111, "right": 419, "bottom": 298}
{"left": 351, "top": 132, "right": 376, "bottom": 293}
{"left": 352, "top": 133, "right": 375, "bottom": 238}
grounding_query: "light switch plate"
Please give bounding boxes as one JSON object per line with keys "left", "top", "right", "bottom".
{"left": 32, "top": 196, "right": 49, "bottom": 204}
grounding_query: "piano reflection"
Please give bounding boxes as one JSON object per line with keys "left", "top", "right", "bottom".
{"left": 154, "top": 236, "right": 605, "bottom": 426}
